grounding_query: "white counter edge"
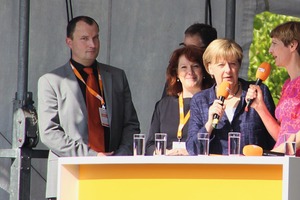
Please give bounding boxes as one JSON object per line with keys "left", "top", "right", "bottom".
{"left": 58, "top": 155, "right": 298, "bottom": 165}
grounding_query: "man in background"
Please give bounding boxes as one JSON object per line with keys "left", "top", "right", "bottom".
{"left": 180, "top": 23, "right": 217, "bottom": 48}
{"left": 38, "top": 16, "right": 140, "bottom": 199}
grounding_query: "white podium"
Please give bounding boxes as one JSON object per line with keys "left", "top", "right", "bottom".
{"left": 57, "top": 156, "right": 300, "bottom": 200}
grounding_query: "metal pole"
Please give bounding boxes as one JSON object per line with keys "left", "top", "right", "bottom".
{"left": 225, "top": 0, "right": 236, "bottom": 40}
{"left": 106, "top": 0, "right": 112, "bottom": 64}
{"left": 9, "top": 1, "right": 32, "bottom": 199}
{"left": 16, "top": 0, "right": 30, "bottom": 107}
{"left": 0, "top": 1, "right": 48, "bottom": 199}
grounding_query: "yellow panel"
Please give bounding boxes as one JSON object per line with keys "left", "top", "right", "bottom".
{"left": 79, "top": 179, "right": 281, "bottom": 200}
{"left": 79, "top": 164, "right": 282, "bottom": 180}
{"left": 77, "top": 164, "right": 282, "bottom": 200}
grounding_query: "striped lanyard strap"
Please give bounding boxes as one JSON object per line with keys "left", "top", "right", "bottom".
{"left": 71, "top": 63, "right": 105, "bottom": 107}
{"left": 177, "top": 93, "right": 190, "bottom": 141}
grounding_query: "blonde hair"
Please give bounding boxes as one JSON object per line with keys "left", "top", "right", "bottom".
{"left": 203, "top": 38, "right": 243, "bottom": 73}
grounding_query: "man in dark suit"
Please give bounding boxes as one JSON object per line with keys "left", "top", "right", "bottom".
{"left": 37, "top": 16, "right": 140, "bottom": 199}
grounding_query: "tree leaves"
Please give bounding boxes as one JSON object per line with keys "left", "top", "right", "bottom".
{"left": 248, "top": 11, "right": 299, "bottom": 104}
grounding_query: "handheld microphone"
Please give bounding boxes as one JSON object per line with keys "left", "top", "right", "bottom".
{"left": 245, "top": 62, "right": 271, "bottom": 112}
{"left": 212, "top": 81, "right": 230, "bottom": 129}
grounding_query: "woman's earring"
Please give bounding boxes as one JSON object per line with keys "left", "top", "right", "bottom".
{"left": 177, "top": 78, "right": 180, "bottom": 82}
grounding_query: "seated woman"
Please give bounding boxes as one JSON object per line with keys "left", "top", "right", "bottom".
{"left": 186, "top": 38, "right": 276, "bottom": 155}
{"left": 146, "top": 45, "right": 214, "bottom": 155}
{"left": 246, "top": 21, "right": 300, "bottom": 156}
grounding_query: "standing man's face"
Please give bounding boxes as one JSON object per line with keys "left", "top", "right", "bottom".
{"left": 66, "top": 21, "right": 100, "bottom": 67}
{"left": 183, "top": 34, "right": 204, "bottom": 48}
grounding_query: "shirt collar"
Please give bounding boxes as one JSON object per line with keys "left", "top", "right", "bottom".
{"left": 70, "top": 59, "right": 97, "bottom": 72}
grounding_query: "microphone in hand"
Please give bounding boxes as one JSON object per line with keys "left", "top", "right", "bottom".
{"left": 212, "top": 81, "right": 230, "bottom": 129}
{"left": 245, "top": 62, "right": 271, "bottom": 112}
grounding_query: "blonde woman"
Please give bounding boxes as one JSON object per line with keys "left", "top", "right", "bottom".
{"left": 187, "top": 38, "right": 275, "bottom": 155}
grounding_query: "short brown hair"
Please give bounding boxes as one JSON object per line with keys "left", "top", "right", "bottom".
{"left": 166, "top": 46, "right": 214, "bottom": 96}
{"left": 184, "top": 23, "right": 217, "bottom": 48}
{"left": 270, "top": 21, "right": 300, "bottom": 54}
{"left": 67, "top": 16, "right": 99, "bottom": 39}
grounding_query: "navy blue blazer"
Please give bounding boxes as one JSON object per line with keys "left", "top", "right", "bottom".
{"left": 186, "top": 78, "right": 275, "bottom": 155}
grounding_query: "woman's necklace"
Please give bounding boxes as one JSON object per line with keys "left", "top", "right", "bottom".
{"left": 227, "top": 83, "right": 240, "bottom": 99}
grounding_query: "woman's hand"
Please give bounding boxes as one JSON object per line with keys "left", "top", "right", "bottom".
{"left": 272, "top": 144, "right": 285, "bottom": 154}
{"left": 166, "top": 148, "right": 189, "bottom": 156}
{"left": 205, "top": 99, "right": 226, "bottom": 131}
{"left": 97, "top": 151, "right": 114, "bottom": 156}
{"left": 245, "top": 85, "right": 264, "bottom": 110}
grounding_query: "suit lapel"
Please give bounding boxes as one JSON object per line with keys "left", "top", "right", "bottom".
{"left": 63, "top": 63, "right": 88, "bottom": 118}
{"left": 98, "top": 63, "right": 112, "bottom": 125}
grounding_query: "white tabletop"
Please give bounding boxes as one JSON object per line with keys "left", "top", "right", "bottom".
{"left": 58, "top": 155, "right": 298, "bottom": 165}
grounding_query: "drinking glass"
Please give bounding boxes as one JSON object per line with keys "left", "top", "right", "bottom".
{"left": 154, "top": 133, "right": 167, "bottom": 156}
{"left": 197, "top": 132, "right": 209, "bottom": 156}
{"left": 228, "top": 132, "right": 241, "bottom": 156}
{"left": 284, "top": 133, "right": 297, "bottom": 157}
{"left": 133, "top": 134, "right": 145, "bottom": 156}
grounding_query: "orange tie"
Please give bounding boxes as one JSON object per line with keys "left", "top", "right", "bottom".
{"left": 83, "top": 67, "right": 105, "bottom": 152}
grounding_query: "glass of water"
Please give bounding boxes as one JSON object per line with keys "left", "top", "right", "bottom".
{"left": 197, "top": 132, "right": 210, "bottom": 156}
{"left": 154, "top": 133, "right": 167, "bottom": 156}
{"left": 133, "top": 134, "right": 145, "bottom": 156}
{"left": 228, "top": 132, "right": 241, "bottom": 156}
{"left": 284, "top": 133, "right": 297, "bottom": 156}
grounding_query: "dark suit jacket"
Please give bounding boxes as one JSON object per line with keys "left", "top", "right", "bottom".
{"left": 38, "top": 61, "right": 140, "bottom": 198}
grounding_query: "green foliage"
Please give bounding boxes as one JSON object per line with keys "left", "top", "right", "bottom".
{"left": 248, "top": 11, "right": 300, "bottom": 104}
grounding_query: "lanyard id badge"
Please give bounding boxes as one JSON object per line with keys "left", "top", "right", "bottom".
{"left": 172, "top": 141, "right": 186, "bottom": 149}
{"left": 71, "top": 63, "right": 110, "bottom": 127}
{"left": 176, "top": 93, "right": 190, "bottom": 142}
{"left": 99, "top": 106, "right": 109, "bottom": 127}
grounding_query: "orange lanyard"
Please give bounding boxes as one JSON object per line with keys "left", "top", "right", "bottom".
{"left": 177, "top": 93, "right": 190, "bottom": 141}
{"left": 70, "top": 63, "right": 105, "bottom": 107}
